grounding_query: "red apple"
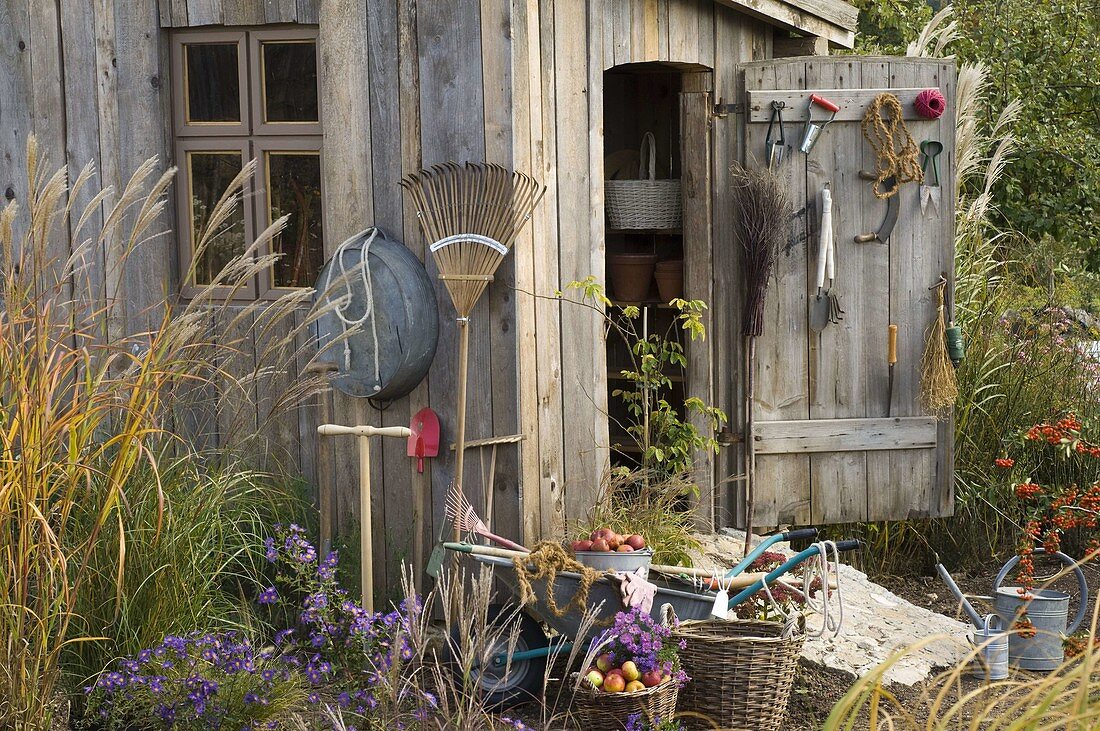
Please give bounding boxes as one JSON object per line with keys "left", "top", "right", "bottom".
{"left": 621, "top": 661, "right": 641, "bottom": 682}
{"left": 626, "top": 534, "right": 646, "bottom": 550}
{"left": 576, "top": 539, "right": 593, "bottom": 552}
{"left": 596, "top": 653, "right": 614, "bottom": 673}
{"left": 584, "top": 668, "right": 604, "bottom": 689}
{"left": 607, "top": 534, "right": 622, "bottom": 550}
{"left": 605, "top": 668, "right": 624, "bottom": 678}
{"left": 591, "top": 538, "right": 610, "bottom": 552}
{"left": 603, "top": 673, "right": 626, "bottom": 693}
{"left": 616, "top": 544, "right": 635, "bottom": 553}
{"left": 641, "top": 670, "right": 663, "bottom": 688}
{"left": 625, "top": 680, "right": 645, "bottom": 693}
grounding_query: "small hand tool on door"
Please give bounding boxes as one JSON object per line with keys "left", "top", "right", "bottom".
{"left": 919, "top": 140, "right": 944, "bottom": 216}
{"left": 799, "top": 94, "right": 841, "bottom": 154}
{"left": 765, "top": 100, "right": 787, "bottom": 170}
{"left": 887, "top": 324, "right": 898, "bottom": 417}
{"left": 854, "top": 172, "right": 899, "bottom": 243}
{"left": 810, "top": 186, "right": 842, "bottom": 332}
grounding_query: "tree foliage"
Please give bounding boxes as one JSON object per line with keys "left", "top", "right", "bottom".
{"left": 854, "top": 0, "right": 1100, "bottom": 284}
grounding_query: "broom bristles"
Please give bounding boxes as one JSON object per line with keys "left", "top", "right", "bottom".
{"left": 921, "top": 285, "right": 959, "bottom": 415}
{"left": 731, "top": 164, "right": 791, "bottom": 337}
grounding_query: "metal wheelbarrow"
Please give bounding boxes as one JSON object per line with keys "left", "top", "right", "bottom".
{"left": 441, "top": 532, "right": 860, "bottom": 708}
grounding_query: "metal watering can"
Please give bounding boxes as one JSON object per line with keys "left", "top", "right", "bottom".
{"left": 937, "top": 549, "right": 1089, "bottom": 673}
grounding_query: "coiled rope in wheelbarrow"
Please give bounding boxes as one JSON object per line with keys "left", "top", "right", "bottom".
{"left": 512, "top": 541, "right": 604, "bottom": 618}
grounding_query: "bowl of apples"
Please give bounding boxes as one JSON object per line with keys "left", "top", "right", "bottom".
{"left": 571, "top": 527, "right": 653, "bottom": 578}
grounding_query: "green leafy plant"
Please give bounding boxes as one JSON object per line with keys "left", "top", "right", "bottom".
{"left": 579, "top": 470, "right": 702, "bottom": 567}
{"left": 565, "top": 277, "right": 726, "bottom": 482}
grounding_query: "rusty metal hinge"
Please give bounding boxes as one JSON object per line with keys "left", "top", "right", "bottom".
{"left": 712, "top": 97, "right": 744, "bottom": 118}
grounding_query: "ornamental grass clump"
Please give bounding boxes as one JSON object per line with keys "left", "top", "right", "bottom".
{"left": 0, "top": 136, "right": 328, "bottom": 729}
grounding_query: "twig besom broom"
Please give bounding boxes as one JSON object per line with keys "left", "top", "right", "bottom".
{"left": 400, "top": 163, "right": 545, "bottom": 539}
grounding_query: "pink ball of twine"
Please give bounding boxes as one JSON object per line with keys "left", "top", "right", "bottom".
{"left": 914, "top": 88, "right": 946, "bottom": 119}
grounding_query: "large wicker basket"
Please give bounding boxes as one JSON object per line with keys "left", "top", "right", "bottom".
{"left": 605, "top": 132, "right": 682, "bottom": 230}
{"left": 673, "top": 619, "right": 804, "bottom": 731}
{"left": 570, "top": 673, "right": 679, "bottom": 730}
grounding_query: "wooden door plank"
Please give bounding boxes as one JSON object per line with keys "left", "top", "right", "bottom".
{"left": 532, "top": 0, "right": 567, "bottom": 538}
{"left": 223, "top": 0, "right": 265, "bottom": 25}
{"left": 866, "top": 58, "right": 941, "bottom": 520}
{"left": 710, "top": 4, "right": 752, "bottom": 526}
{"left": 481, "top": 0, "right": 523, "bottom": 549}
{"left": 417, "top": 0, "right": 490, "bottom": 555}
{"left": 933, "top": 60, "right": 957, "bottom": 518}
{"left": 396, "top": 0, "right": 432, "bottom": 581}
{"left": 681, "top": 88, "right": 715, "bottom": 526}
{"left": 554, "top": 0, "right": 605, "bottom": 526}
{"left": 297, "top": 0, "right": 319, "bottom": 24}
{"left": 511, "top": 0, "right": 542, "bottom": 544}
{"left": 612, "top": 0, "right": 633, "bottom": 67}
{"left": 754, "top": 416, "right": 938, "bottom": 454}
{"left": 745, "top": 59, "right": 811, "bottom": 528}
{"left": 185, "top": 0, "right": 221, "bottom": 25}
{"left": 804, "top": 57, "right": 872, "bottom": 523}
{"left": 748, "top": 88, "right": 944, "bottom": 123}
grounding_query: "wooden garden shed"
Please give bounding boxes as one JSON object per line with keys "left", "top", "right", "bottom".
{"left": 0, "top": 0, "right": 955, "bottom": 597}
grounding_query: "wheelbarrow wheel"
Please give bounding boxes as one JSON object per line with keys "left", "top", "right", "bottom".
{"left": 449, "top": 603, "right": 547, "bottom": 710}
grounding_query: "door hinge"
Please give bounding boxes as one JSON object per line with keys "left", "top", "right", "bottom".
{"left": 712, "top": 97, "right": 744, "bottom": 118}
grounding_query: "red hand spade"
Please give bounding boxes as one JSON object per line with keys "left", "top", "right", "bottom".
{"left": 407, "top": 407, "right": 439, "bottom": 473}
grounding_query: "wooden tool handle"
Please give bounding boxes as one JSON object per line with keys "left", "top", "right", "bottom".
{"left": 888, "top": 324, "right": 898, "bottom": 364}
{"left": 318, "top": 424, "right": 412, "bottom": 439}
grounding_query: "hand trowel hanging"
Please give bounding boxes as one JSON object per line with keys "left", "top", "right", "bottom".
{"left": 810, "top": 185, "right": 843, "bottom": 333}
{"left": 400, "top": 163, "right": 545, "bottom": 540}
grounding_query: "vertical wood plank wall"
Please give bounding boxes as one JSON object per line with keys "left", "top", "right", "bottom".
{"left": 3, "top": 0, "right": 782, "bottom": 599}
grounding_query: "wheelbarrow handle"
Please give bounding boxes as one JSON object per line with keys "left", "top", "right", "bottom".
{"left": 318, "top": 424, "right": 412, "bottom": 439}
{"left": 726, "top": 528, "right": 820, "bottom": 578}
{"left": 726, "top": 540, "right": 859, "bottom": 611}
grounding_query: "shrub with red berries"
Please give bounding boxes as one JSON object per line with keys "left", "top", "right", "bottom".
{"left": 999, "top": 415, "right": 1100, "bottom": 610}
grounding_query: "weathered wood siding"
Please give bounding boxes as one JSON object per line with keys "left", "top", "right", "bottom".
{"left": 158, "top": 0, "right": 320, "bottom": 26}
{"left": 5, "top": 0, "right": 890, "bottom": 602}
{"left": 732, "top": 56, "right": 956, "bottom": 527}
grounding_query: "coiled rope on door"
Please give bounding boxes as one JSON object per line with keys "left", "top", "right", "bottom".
{"left": 860, "top": 93, "right": 923, "bottom": 199}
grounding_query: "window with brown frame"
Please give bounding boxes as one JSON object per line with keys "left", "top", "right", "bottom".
{"left": 172, "top": 28, "right": 323, "bottom": 298}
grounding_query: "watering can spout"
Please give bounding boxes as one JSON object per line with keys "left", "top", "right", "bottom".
{"left": 935, "top": 561, "right": 986, "bottom": 630}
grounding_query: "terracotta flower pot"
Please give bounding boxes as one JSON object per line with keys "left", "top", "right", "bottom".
{"left": 654, "top": 259, "right": 683, "bottom": 303}
{"left": 607, "top": 253, "right": 658, "bottom": 302}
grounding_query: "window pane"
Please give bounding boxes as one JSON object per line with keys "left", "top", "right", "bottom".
{"left": 188, "top": 152, "right": 246, "bottom": 285}
{"left": 262, "top": 42, "right": 319, "bottom": 123}
{"left": 185, "top": 43, "right": 240, "bottom": 123}
{"left": 267, "top": 152, "right": 323, "bottom": 287}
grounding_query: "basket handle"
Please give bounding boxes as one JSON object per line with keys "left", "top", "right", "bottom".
{"left": 660, "top": 602, "right": 678, "bottom": 627}
{"left": 639, "top": 132, "right": 657, "bottom": 181}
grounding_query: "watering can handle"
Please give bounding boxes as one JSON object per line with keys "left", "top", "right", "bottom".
{"left": 993, "top": 549, "right": 1089, "bottom": 635}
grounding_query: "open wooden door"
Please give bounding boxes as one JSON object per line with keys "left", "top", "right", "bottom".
{"left": 723, "top": 56, "right": 957, "bottom": 528}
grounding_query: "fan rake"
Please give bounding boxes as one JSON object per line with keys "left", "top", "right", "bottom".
{"left": 400, "top": 162, "right": 544, "bottom": 540}
{"left": 445, "top": 482, "right": 528, "bottom": 552}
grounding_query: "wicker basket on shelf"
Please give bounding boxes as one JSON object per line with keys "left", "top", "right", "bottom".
{"left": 672, "top": 618, "right": 804, "bottom": 731}
{"left": 570, "top": 673, "right": 679, "bottom": 730}
{"left": 605, "top": 132, "right": 682, "bottom": 230}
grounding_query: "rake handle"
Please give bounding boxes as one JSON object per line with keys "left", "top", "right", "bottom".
{"left": 453, "top": 318, "right": 470, "bottom": 542}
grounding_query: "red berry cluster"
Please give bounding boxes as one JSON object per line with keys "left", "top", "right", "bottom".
{"left": 1025, "top": 415, "right": 1084, "bottom": 445}
{"left": 1014, "top": 481, "right": 1044, "bottom": 500}
{"left": 1014, "top": 616, "right": 1037, "bottom": 639}
{"left": 994, "top": 457, "right": 1015, "bottom": 468}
